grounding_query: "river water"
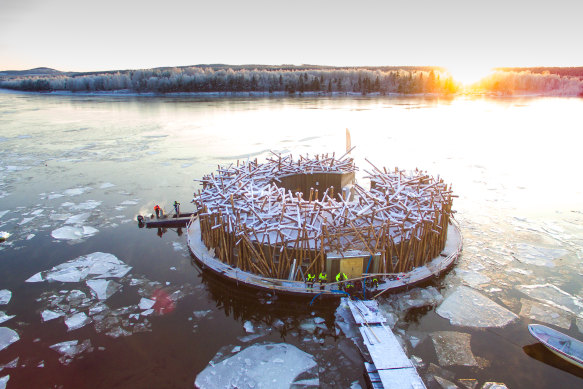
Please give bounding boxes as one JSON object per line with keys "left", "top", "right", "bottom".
{"left": 0, "top": 91, "right": 582, "bottom": 388}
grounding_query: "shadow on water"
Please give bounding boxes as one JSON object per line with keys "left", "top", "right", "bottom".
{"left": 523, "top": 343, "right": 583, "bottom": 380}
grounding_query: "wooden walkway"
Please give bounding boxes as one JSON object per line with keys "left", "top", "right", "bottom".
{"left": 347, "top": 299, "right": 426, "bottom": 389}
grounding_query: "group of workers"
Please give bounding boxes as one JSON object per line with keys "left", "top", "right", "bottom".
{"left": 305, "top": 271, "right": 379, "bottom": 297}
{"left": 153, "top": 201, "right": 181, "bottom": 219}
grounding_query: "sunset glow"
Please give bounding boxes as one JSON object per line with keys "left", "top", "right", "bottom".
{"left": 445, "top": 63, "right": 494, "bottom": 87}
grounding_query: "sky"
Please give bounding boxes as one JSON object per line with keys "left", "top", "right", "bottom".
{"left": 1, "top": 0, "right": 582, "bottom": 79}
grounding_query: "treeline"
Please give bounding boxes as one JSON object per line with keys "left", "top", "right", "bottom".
{"left": 475, "top": 70, "right": 583, "bottom": 96}
{"left": 1, "top": 65, "right": 582, "bottom": 96}
{"left": 0, "top": 66, "right": 457, "bottom": 95}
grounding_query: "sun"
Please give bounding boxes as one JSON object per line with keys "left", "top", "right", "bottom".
{"left": 445, "top": 63, "right": 494, "bottom": 87}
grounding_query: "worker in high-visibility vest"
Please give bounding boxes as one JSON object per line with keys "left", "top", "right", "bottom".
{"left": 318, "top": 272, "right": 327, "bottom": 290}
{"left": 336, "top": 272, "right": 348, "bottom": 290}
{"left": 154, "top": 205, "right": 161, "bottom": 219}
{"left": 306, "top": 273, "right": 315, "bottom": 288}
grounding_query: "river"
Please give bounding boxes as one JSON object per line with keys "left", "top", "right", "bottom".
{"left": 0, "top": 91, "right": 582, "bottom": 388}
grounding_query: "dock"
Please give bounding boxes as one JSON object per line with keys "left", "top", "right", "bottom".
{"left": 347, "top": 299, "right": 426, "bottom": 389}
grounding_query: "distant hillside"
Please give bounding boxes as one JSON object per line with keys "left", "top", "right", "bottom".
{"left": 0, "top": 67, "right": 65, "bottom": 77}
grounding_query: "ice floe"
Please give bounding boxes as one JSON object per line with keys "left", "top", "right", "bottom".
{"left": 519, "top": 298, "right": 571, "bottom": 329}
{"left": 0, "top": 290, "right": 10, "bottom": 305}
{"left": 514, "top": 243, "right": 569, "bottom": 267}
{"left": 51, "top": 225, "right": 99, "bottom": 240}
{"left": 41, "top": 309, "right": 65, "bottom": 322}
{"left": 86, "top": 279, "right": 121, "bottom": 300}
{"left": 243, "top": 320, "right": 255, "bottom": 333}
{"left": 49, "top": 339, "right": 93, "bottom": 365}
{"left": 99, "top": 183, "right": 115, "bottom": 189}
{"left": 65, "top": 212, "right": 91, "bottom": 225}
{"left": 69, "top": 200, "right": 102, "bottom": 211}
{"left": 431, "top": 331, "right": 478, "bottom": 367}
{"left": 0, "top": 375, "right": 8, "bottom": 389}
{"left": 0, "top": 327, "right": 19, "bottom": 351}
{"left": 0, "top": 313, "right": 14, "bottom": 324}
{"left": 65, "top": 312, "right": 92, "bottom": 331}
{"left": 195, "top": 343, "right": 318, "bottom": 389}
{"left": 63, "top": 187, "right": 92, "bottom": 196}
{"left": 138, "top": 298, "right": 155, "bottom": 310}
{"left": 26, "top": 252, "right": 132, "bottom": 283}
{"left": 516, "top": 284, "right": 583, "bottom": 317}
{"left": 436, "top": 286, "right": 518, "bottom": 327}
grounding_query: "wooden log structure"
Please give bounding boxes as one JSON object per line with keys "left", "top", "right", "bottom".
{"left": 192, "top": 153, "right": 456, "bottom": 282}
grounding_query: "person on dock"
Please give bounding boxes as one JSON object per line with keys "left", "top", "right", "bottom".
{"left": 154, "top": 205, "right": 161, "bottom": 219}
{"left": 318, "top": 272, "right": 327, "bottom": 290}
{"left": 306, "top": 273, "right": 315, "bottom": 288}
{"left": 345, "top": 281, "right": 355, "bottom": 297}
{"left": 336, "top": 272, "right": 348, "bottom": 291}
{"left": 173, "top": 201, "right": 180, "bottom": 216}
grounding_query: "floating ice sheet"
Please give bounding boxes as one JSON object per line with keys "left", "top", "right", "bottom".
{"left": 456, "top": 269, "right": 491, "bottom": 288}
{"left": 395, "top": 286, "right": 444, "bottom": 311}
{"left": 195, "top": 343, "right": 318, "bottom": 389}
{"left": 0, "top": 313, "right": 14, "bottom": 324}
{"left": 100, "top": 183, "right": 115, "bottom": 189}
{"left": 51, "top": 226, "right": 99, "bottom": 240}
{"left": 514, "top": 243, "right": 568, "bottom": 267}
{"left": 436, "top": 286, "right": 518, "bottom": 327}
{"left": 65, "top": 213, "right": 90, "bottom": 225}
{"left": 138, "top": 298, "right": 155, "bottom": 310}
{"left": 41, "top": 310, "right": 65, "bottom": 322}
{"left": 65, "top": 312, "right": 92, "bottom": 331}
{"left": 519, "top": 299, "right": 571, "bottom": 329}
{"left": 26, "top": 252, "right": 132, "bottom": 283}
{"left": 431, "top": 331, "right": 478, "bottom": 367}
{"left": 63, "top": 187, "right": 92, "bottom": 196}
{"left": 49, "top": 339, "right": 93, "bottom": 364}
{"left": 0, "top": 290, "right": 10, "bottom": 305}
{"left": 86, "top": 279, "right": 121, "bottom": 300}
{"left": 0, "top": 327, "right": 19, "bottom": 351}
{"left": 517, "top": 284, "right": 583, "bottom": 317}
{"left": 0, "top": 375, "right": 8, "bottom": 389}
{"left": 243, "top": 320, "right": 255, "bottom": 333}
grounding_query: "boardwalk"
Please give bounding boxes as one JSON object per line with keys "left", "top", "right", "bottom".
{"left": 347, "top": 299, "right": 426, "bottom": 389}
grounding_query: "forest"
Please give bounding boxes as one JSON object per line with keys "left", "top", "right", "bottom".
{"left": 0, "top": 65, "right": 582, "bottom": 96}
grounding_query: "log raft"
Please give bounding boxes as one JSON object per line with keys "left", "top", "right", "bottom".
{"left": 186, "top": 153, "right": 462, "bottom": 298}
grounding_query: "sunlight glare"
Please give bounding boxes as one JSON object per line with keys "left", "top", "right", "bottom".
{"left": 446, "top": 63, "right": 494, "bottom": 87}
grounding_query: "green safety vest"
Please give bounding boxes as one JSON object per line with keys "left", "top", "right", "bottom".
{"left": 319, "top": 273, "right": 327, "bottom": 281}
{"left": 336, "top": 273, "right": 347, "bottom": 282}
{"left": 307, "top": 274, "right": 315, "bottom": 281}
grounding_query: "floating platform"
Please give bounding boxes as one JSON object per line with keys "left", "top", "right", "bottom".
{"left": 186, "top": 215, "right": 462, "bottom": 299}
{"left": 138, "top": 213, "right": 196, "bottom": 228}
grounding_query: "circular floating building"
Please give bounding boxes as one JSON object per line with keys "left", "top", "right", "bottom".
{"left": 187, "top": 153, "right": 462, "bottom": 298}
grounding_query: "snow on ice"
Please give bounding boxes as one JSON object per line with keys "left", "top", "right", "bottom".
{"left": 194, "top": 343, "right": 318, "bottom": 389}
{"left": 65, "top": 312, "right": 92, "bottom": 331}
{"left": 49, "top": 339, "right": 93, "bottom": 365}
{"left": 86, "top": 279, "right": 121, "bottom": 300}
{"left": 51, "top": 225, "right": 99, "bottom": 240}
{"left": 436, "top": 286, "right": 518, "bottom": 327}
{"left": 516, "top": 284, "right": 583, "bottom": 317}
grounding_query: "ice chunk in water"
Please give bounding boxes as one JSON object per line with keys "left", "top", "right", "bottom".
{"left": 65, "top": 213, "right": 90, "bottom": 225}
{"left": 456, "top": 269, "right": 490, "bottom": 288}
{"left": 516, "top": 284, "right": 583, "bottom": 317}
{"left": 86, "top": 279, "right": 121, "bottom": 300}
{"left": 0, "top": 313, "right": 14, "bottom": 324}
{"left": 192, "top": 310, "right": 212, "bottom": 319}
{"left": 431, "top": 331, "right": 478, "bottom": 367}
{"left": 195, "top": 343, "right": 318, "bottom": 389}
{"left": 436, "top": 286, "right": 518, "bottom": 327}
{"left": 396, "top": 286, "right": 444, "bottom": 311}
{"left": 100, "top": 183, "right": 115, "bottom": 189}
{"left": 0, "top": 327, "right": 19, "bottom": 351}
{"left": 41, "top": 310, "right": 65, "bottom": 322}
{"left": 0, "top": 375, "right": 8, "bottom": 389}
{"left": 481, "top": 383, "right": 508, "bottom": 389}
{"left": 138, "top": 298, "right": 156, "bottom": 310}
{"left": 65, "top": 312, "right": 92, "bottom": 331}
{"left": 50, "top": 339, "right": 93, "bottom": 364}
{"left": 514, "top": 243, "right": 568, "bottom": 267}
{"left": 51, "top": 226, "right": 98, "bottom": 240}
{"left": 0, "top": 290, "right": 10, "bottom": 305}
{"left": 243, "top": 320, "right": 255, "bottom": 333}
{"left": 27, "top": 252, "right": 131, "bottom": 283}
{"left": 519, "top": 299, "right": 571, "bottom": 329}
{"left": 63, "top": 187, "right": 92, "bottom": 196}
{"left": 71, "top": 200, "right": 101, "bottom": 211}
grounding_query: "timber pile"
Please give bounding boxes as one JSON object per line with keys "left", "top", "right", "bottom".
{"left": 192, "top": 152, "right": 455, "bottom": 281}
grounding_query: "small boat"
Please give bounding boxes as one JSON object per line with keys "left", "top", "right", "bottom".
{"left": 528, "top": 324, "right": 583, "bottom": 369}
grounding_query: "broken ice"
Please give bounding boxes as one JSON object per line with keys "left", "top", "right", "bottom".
{"left": 49, "top": 339, "right": 93, "bottom": 364}
{"left": 0, "top": 290, "right": 10, "bottom": 305}
{"left": 0, "top": 313, "right": 14, "bottom": 324}
{"left": 26, "top": 252, "right": 132, "bottom": 283}
{"left": 65, "top": 312, "right": 92, "bottom": 331}
{"left": 0, "top": 327, "right": 19, "bottom": 351}
{"left": 138, "top": 298, "right": 155, "bottom": 310}
{"left": 436, "top": 286, "right": 518, "bottom": 327}
{"left": 51, "top": 226, "right": 99, "bottom": 240}
{"left": 41, "top": 310, "right": 65, "bottom": 322}
{"left": 519, "top": 298, "right": 571, "bottom": 329}
{"left": 195, "top": 343, "right": 318, "bottom": 389}
{"left": 243, "top": 320, "right": 255, "bottom": 333}
{"left": 431, "top": 331, "right": 478, "bottom": 367}
{"left": 516, "top": 284, "right": 583, "bottom": 317}
{"left": 86, "top": 279, "right": 121, "bottom": 300}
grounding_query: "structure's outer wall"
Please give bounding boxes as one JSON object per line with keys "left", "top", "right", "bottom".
{"left": 277, "top": 171, "right": 355, "bottom": 201}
